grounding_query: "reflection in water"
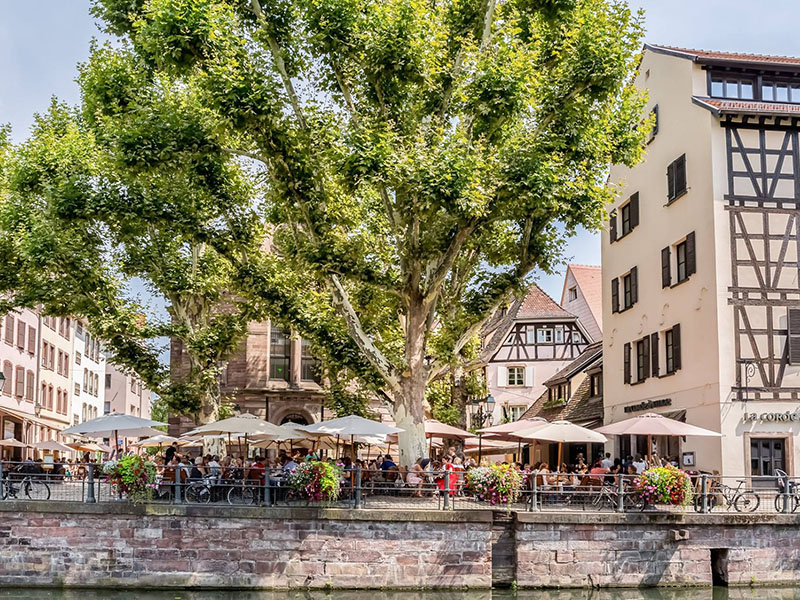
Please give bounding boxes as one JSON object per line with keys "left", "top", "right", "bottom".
{"left": 1, "top": 588, "right": 800, "bottom": 600}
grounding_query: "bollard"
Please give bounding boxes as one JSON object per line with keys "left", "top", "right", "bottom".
{"left": 86, "top": 463, "right": 96, "bottom": 504}
{"left": 701, "top": 474, "right": 709, "bottom": 514}
{"left": 531, "top": 472, "right": 539, "bottom": 512}
{"left": 354, "top": 468, "right": 362, "bottom": 509}
{"left": 443, "top": 469, "right": 451, "bottom": 511}
{"left": 616, "top": 473, "right": 625, "bottom": 513}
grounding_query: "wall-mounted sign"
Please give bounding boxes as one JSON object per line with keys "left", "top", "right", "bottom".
{"left": 624, "top": 398, "right": 672, "bottom": 413}
{"left": 742, "top": 410, "right": 800, "bottom": 423}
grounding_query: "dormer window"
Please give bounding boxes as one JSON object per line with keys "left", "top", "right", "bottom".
{"left": 710, "top": 76, "right": 754, "bottom": 99}
{"left": 537, "top": 328, "right": 553, "bottom": 343}
{"left": 762, "top": 80, "right": 800, "bottom": 103}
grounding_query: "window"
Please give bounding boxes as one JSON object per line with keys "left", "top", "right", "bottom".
{"left": 14, "top": 366, "right": 24, "bottom": 398}
{"left": 270, "top": 326, "right": 291, "bottom": 381}
{"left": 622, "top": 267, "right": 638, "bottom": 310}
{"left": 63, "top": 354, "right": 68, "bottom": 378}
{"left": 75, "top": 382, "right": 80, "bottom": 396}
{"left": 47, "top": 385, "right": 53, "bottom": 410}
{"left": 676, "top": 240, "right": 687, "bottom": 282}
{"left": 507, "top": 366, "right": 525, "bottom": 386}
{"left": 589, "top": 372, "right": 602, "bottom": 398}
{"left": 568, "top": 287, "right": 578, "bottom": 302}
{"left": 636, "top": 337, "right": 650, "bottom": 383}
{"left": 665, "top": 324, "right": 681, "bottom": 374}
{"left": 76, "top": 321, "right": 84, "bottom": 335}
{"left": 554, "top": 326, "right": 564, "bottom": 344}
{"left": 761, "top": 81, "right": 800, "bottom": 103}
{"left": 647, "top": 105, "right": 659, "bottom": 143}
{"left": 667, "top": 155, "right": 687, "bottom": 202}
{"left": 507, "top": 405, "right": 526, "bottom": 421}
{"left": 620, "top": 193, "right": 639, "bottom": 236}
{"left": 105, "top": 373, "right": 111, "bottom": 388}
{"left": 56, "top": 389, "right": 62, "bottom": 414}
{"left": 27, "top": 326, "right": 35, "bottom": 354}
{"left": 64, "top": 318, "right": 70, "bottom": 340}
{"left": 2, "top": 362, "right": 11, "bottom": 396}
{"left": 710, "top": 76, "right": 754, "bottom": 99}
{"left": 300, "top": 339, "right": 321, "bottom": 383}
{"left": 537, "top": 328, "right": 553, "bottom": 344}
{"left": 76, "top": 351, "right": 81, "bottom": 365}
{"left": 4, "top": 315, "right": 13, "bottom": 345}
{"left": 525, "top": 329, "right": 535, "bottom": 344}
{"left": 25, "top": 371, "right": 34, "bottom": 402}
{"left": 83, "top": 368, "right": 88, "bottom": 392}
{"left": 130, "top": 377, "right": 136, "bottom": 392}
{"left": 16, "top": 322, "right": 25, "bottom": 350}
{"left": 609, "top": 209, "right": 618, "bottom": 243}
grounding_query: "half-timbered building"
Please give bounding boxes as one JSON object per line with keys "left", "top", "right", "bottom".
{"left": 605, "top": 44, "right": 800, "bottom": 476}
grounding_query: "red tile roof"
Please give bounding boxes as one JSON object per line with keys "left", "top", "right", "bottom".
{"left": 565, "top": 264, "right": 602, "bottom": 332}
{"left": 649, "top": 44, "right": 800, "bottom": 67}
{"left": 693, "top": 97, "right": 800, "bottom": 117}
{"left": 516, "top": 284, "right": 575, "bottom": 320}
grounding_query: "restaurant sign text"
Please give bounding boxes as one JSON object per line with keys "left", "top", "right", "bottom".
{"left": 742, "top": 409, "right": 800, "bottom": 423}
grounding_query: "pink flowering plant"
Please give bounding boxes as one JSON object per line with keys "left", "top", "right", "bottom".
{"left": 634, "top": 465, "right": 693, "bottom": 507}
{"left": 286, "top": 461, "right": 342, "bottom": 502}
{"left": 102, "top": 455, "right": 156, "bottom": 504}
{"left": 466, "top": 464, "right": 522, "bottom": 506}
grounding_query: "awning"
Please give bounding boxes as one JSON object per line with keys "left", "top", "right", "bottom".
{"left": 0, "top": 406, "right": 62, "bottom": 430}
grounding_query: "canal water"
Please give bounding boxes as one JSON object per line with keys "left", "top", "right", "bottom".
{"left": 0, "top": 589, "right": 798, "bottom": 600}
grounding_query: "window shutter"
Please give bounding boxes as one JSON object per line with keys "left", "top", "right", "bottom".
{"left": 609, "top": 210, "right": 618, "bottom": 243}
{"left": 630, "top": 267, "right": 638, "bottom": 304}
{"left": 611, "top": 277, "right": 620, "bottom": 313}
{"left": 686, "top": 231, "right": 696, "bottom": 275}
{"left": 661, "top": 247, "right": 671, "bottom": 288}
{"left": 525, "top": 366, "right": 534, "bottom": 387}
{"left": 788, "top": 308, "right": 800, "bottom": 364}
{"left": 630, "top": 192, "right": 639, "bottom": 229}
{"left": 676, "top": 154, "right": 687, "bottom": 195}
{"left": 651, "top": 105, "right": 659, "bottom": 138}
{"left": 651, "top": 332, "right": 660, "bottom": 377}
{"left": 667, "top": 162, "right": 675, "bottom": 200}
{"left": 642, "top": 336, "right": 650, "bottom": 379}
{"left": 672, "top": 324, "right": 682, "bottom": 370}
{"left": 623, "top": 342, "right": 631, "bottom": 384}
{"left": 497, "top": 366, "right": 507, "bottom": 387}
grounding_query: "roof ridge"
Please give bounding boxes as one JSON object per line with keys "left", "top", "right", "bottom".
{"left": 648, "top": 44, "right": 800, "bottom": 66}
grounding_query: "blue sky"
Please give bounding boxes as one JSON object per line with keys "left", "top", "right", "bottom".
{"left": 2, "top": 0, "right": 800, "bottom": 301}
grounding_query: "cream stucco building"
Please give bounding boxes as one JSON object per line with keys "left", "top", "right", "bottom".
{"left": 605, "top": 44, "right": 800, "bottom": 477}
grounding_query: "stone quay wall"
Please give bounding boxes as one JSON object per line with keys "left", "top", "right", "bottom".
{"left": 2, "top": 502, "right": 800, "bottom": 589}
{"left": 516, "top": 512, "right": 800, "bottom": 588}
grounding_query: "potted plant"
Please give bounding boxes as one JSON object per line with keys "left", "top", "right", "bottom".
{"left": 285, "top": 461, "right": 342, "bottom": 503}
{"left": 102, "top": 455, "right": 157, "bottom": 504}
{"left": 634, "top": 465, "right": 693, "bottom": 509}
{"left": 465, "top": 463, "right": 522, "bottom": 506}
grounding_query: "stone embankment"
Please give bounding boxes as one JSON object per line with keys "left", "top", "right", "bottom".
{"left": 0, "top": 502, "right": 798, "bottom": 589}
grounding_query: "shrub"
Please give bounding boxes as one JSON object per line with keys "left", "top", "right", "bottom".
{"left": 634, "top": 465, "right": 693, "bottom": 506}
{"left": 465, "top": 463, "right": 522, "bottom": 505}
{"left": 286, "top": 460, "right": 342, "bottom": 502}
{"left": 102, "top": 455, "right": 156, "bottom": 504}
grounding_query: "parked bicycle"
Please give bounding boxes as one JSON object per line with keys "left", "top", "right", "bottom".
{"left": 1, "top": 474, "right": 50, "bottom": 501}
{"left": 774, "top": 470, "right": 798, "bottom": 513}
{"left": 693, "top": 478, "right": 759, "bottom": 513}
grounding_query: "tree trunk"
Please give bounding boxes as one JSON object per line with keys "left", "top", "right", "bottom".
{"left": 394, "top": 301, "right": 429, "bottom": 466}
{"left": 394, "top": 391, "right": 427, "bottom": 467}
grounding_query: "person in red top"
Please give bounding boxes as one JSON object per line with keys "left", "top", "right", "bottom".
{"left": 589, "top": 461, "right": 609, "bottom": 483}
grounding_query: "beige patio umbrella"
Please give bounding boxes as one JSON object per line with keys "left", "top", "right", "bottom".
{"left": 478, "top": 417, "right": 548, "bottom": 459}
{"left": 300, "top": 415, "right": 403, "bottom": 459}
{"left": 133, "top": 435, "right": 192, "bottom": 449}
{"left": 61, "top": 413, "right": 167, "bottom": 456}
{"left": 0, "top": 438, "right": 30, "bottom": 448}
{"left": 184, "top": 413, "right": 286, "bottom": 456}
{"left": 596, "top": 413, "right": 721, "bottom": 462}
{"left": 516, "top": 420, "right": 608, "bottom": 470}
{"left": 33, "top": 440, "right": 75, "bottom": 453}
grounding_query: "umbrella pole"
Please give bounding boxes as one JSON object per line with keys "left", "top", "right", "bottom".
{"left": 114, "top": 430, "right": 119, "bottom": 459}
{"left": 557, "top": 443, "right": 562, "bottom": 471}
{"left": 517, "top": 440, "right": 521, "bottom": 462}
{"left": 647, "top": 434, "right": 652, "bottom": 465}
{"left": 478, "top": 434, "right": 482, "bottom": 464}
{"left": 336, "top": 435, "right": 340, "bottom": 460}
{"left": 228, "top": 433, "right": 231, "bottom": 458}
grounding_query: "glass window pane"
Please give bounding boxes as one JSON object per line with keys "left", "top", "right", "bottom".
{"left": 711, "top": 79, "right": 724, "bottom": 96}
{"left": 724, "top": 80, "right": 736, "bottom": 98}
{"left": 792, "top": 85, "right": 800, "bottom": 103}
{"left": 763, "top": 83, "right": 774, "bottom": 101}
{"left": 777, "top": 84, "right": 789, "bottom": 102}
{"left": 740, "top": 81, "right": 754, "bottom": 99}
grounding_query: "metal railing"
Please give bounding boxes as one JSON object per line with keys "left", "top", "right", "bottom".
{"left": 1, "top": 462, "right": 797, "bottom": 515}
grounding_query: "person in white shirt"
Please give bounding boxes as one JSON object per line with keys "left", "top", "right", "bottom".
{"left": 600, "top": 453, "right": 614, "bottom": 470}
{"left": 632, "top": 454, "right": 648, "bottom": 474}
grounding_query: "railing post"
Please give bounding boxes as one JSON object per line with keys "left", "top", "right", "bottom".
{"left": 354, "top": 468, "right": 362, "bottom": 509}
{"left": 531, "top": 471, "right": 539, "bottom": 512}
{"left": 86, "top": 463, "right": 96, "bottom": 504}
{"left": 0, "top": 462, "right": 4, "bottom": 500}
{"left": 174, "top": 470, "right": 183, "bottom": 505}
{"left": 616, "top": 473, "right": 625, "bottom": 513}
{"left": 701, "top": 474, "right": 709, "bottom": 514}
{"left": 264, "top": 472, "right": 271, "bottom": 507}
{"left": 443, "top": 470, "right": 451, "bottom": 511}
{"left": 782, "top": 477, "right": 791, "bottom": 514}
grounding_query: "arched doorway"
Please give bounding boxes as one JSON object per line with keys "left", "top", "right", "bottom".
{"left": 280, "top": 413, "right": 309, "bottom": 426}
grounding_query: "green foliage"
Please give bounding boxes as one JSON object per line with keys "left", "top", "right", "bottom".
{"left": 102, "top": 455, "right": 157, "bottom": 503}
{"left": 286, "top": 460, "right": 343, "bottom": 502}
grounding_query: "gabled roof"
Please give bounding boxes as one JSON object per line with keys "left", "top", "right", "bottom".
{"left": 516, "top": 284, "right": 575, "bottom": 320}
{"left": 647, "top": 44, "right": 800, "bottom": 69}
{"left": 561, "top": 264, "right": 602, "bottom": 331}
{"left": 543, "top": 341, "right": 602, "bottom": 387}
{"left": 520, "top": 374, "right": 602, "bottom": 427}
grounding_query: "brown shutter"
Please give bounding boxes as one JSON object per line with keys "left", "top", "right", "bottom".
{"left": 661, "top": 247, "right": 671, "bottom": 287}
{"left": 609, "top": 210, "right": 618, "bottom": 243}
{"left": 624, "top": 342, "right": 631, "bottom": 384}
{"left": 642, "top": 336, "right": 650, "bottom": 379}
{"left": 686, "top": 231, "right": 696, "bottom": 275}
{"left": 788, "top": 308, "right": 800, "bottom": 365}
{"left": 672, "top": 324, "right": 681, "bottom": 370}
{"left": 676, "top": 154, "right": 687, "bottom": 195}
{"left": 611, "top": 277, "right": 619, "bottom": 313}
{"left": 630, "top": 266, "right": 638, "bottom": 304}
{"left": 630, "top": 192, "right": 639, "bottom": 229}
{"left": 651, "top": 332, "right": 660, "bottom": 377}
{"left": 667, "top": 162, "right": 675, "bottom": 200}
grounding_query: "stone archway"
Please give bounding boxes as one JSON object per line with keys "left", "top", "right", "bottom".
{"left": 280, "top": 413, "right": 309, "bottom": 426}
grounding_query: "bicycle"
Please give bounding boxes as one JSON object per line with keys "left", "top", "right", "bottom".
{"left": 227, "top": 480, "right": 258, "bottom": 505}
{"left": 1, "top": 474, "right": 51, "bottom": 501}
{"left": 591, "top": 482, "right": 645, "bottom": 512}
{"left": 184, "top": 477, "right": 213, "bottom": 504}
{"left": 774, "top": 469, "right": 798, "bottom": 513}
{"left": 693, "top": 478, "right": 759, "bottom": 513}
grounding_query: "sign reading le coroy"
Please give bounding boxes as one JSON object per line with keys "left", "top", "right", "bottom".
{"left": 624, "top": 398, "right": 672, "bottom": 413}
{"left": 743, "top": 410, "right": 800, "bottom": 423}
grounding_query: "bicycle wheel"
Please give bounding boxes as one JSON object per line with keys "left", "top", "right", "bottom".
{"left": 624, "top": 491, "right": 645, "bottom": 512}
{"left": 185, "top": 484, "right": 211, "bottom": 504}
{"left": 733, "top": 491, "right": 760, "bottom": 513}
{"left": 693, "top": 494, "right": 716, "bottom": 512}
{"left": 227, "top": 485, "right": 256, "bottom": 505}
{"left": 24, "top": 480, "right": 50, "bottom": 501}
{"left": 774, "top": 494, "right": 799, "bottom": 513}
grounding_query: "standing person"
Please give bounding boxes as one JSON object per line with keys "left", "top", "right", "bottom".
{"left": 601, "top": 453, "right": 614, "bottom": 469}
{"left": 165, "top": 442, "right": 179, "bottom": 465}
{"left": 632, "top": 454, "right": 648, "bottom": 474}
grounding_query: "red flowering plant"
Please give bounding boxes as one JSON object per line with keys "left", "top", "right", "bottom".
{"left": 102, "top": 455, "right": 157, "bottom": 504}
{"left": 634, "top": 465, "right": 693, "bottom": 507}
{"left": 465, "top": 464, "right": 522, "bottom": 506}
{"left": 286, "top": 461, "right": 342, "bottom": 503}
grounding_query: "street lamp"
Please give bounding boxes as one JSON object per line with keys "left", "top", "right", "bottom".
{"left": 471, "top": 394, "right": 495, "bottom": 429}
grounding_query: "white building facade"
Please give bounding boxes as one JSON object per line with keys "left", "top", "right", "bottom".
{"left": 71, "top": 319, "right": 105, "bottom": 427}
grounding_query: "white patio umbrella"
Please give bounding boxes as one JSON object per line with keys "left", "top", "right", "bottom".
{"left": 478, "top": 417, "right": 549, "bottom": 459}
{"left": 300, "top": 415, "right": 403, "bottom": 458}
{"left": 183, "top": 413, "right": 286, "bottom": 456}
{"left": 61, "top": 413, "right": 166, "bottom": 456}
{"left": 515, "top": 420, "right": 608, "bottom": 469}
{"left": 33, "top": 440, "right": 75, "bottom": 453}
{"left": 0, "top": 438, "right": 30, "bottom": 448}
{"left": 596, "top": 412, "right": 721, "bottom": 461}
{"left": 133, "top": 435, "right": 191, "bottom": 449}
